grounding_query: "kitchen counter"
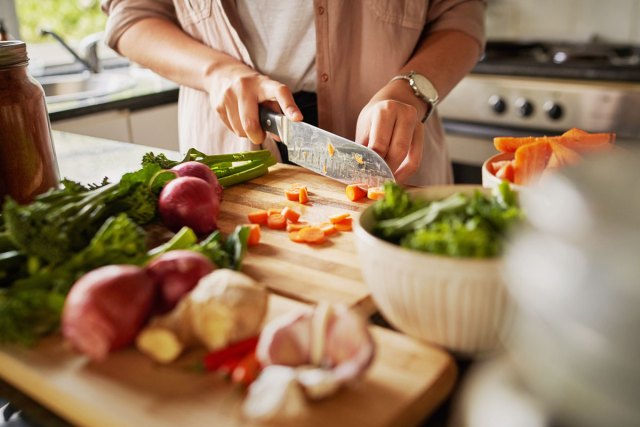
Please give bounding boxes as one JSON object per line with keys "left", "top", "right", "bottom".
{"left": 0, "top": 131, "right": 461, "bottom": 427}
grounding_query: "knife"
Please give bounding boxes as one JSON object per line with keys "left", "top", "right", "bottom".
{"left": 259, "top": 106, "right": 395, "bottom": 188}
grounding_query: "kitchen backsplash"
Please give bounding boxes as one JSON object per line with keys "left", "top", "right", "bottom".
{"left": 486, "top": 0, "right": 640, "bottom": 44}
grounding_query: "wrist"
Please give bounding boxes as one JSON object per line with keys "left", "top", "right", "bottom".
{"left": 390, "top": 71, "right": 439, "bottom": 123}
{"left": 382, "top": 79, "right": 430, "bottom": 122}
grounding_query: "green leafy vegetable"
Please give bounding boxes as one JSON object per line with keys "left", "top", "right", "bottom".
{"left": 372, "top": 182, "right": 523, "bottom": 258}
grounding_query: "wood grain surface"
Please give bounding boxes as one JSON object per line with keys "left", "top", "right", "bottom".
{"left": 0, "top": 295, "right": 456, "bottom": 427}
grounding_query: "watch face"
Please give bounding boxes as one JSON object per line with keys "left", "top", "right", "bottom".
{"left": 411, "top": 73, "right": 439, "bottom": 103}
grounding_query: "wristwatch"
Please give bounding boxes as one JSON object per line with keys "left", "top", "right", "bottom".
{"left": 391, "top": 71, "right": 439, "bottom": 123}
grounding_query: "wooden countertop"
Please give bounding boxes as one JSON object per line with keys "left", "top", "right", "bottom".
{"left": 0, "top": 132, "right": 457, "bottom": 427}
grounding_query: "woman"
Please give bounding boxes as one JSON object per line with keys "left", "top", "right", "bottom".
{"left": 101, "top": 0, "right": 485, "bottom": 185}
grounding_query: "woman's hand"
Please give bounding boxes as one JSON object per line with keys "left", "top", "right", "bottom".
{"left": 355, "top": 80, "right": 428, "bottom": 183}
{"left": 205, "top": 62, "right": 302, "bottom": 145}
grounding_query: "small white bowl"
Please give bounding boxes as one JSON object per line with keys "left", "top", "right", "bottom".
{"left": 354, "top": 186, "right": 512, "bottom": 358}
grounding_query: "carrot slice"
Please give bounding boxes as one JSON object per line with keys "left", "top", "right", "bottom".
{"left": 267, "top": 208, "right": 281, "bottom": 216}
{"left": 318, "top": 222, "right": 338, "bottom": 236}
{"left": 334, "top": 217, "right": 353, "bottom": 232}
{"left": 299, "top": 187, "right": 309, "bottom": 204}
{"left": 367, "top": 186, "right": 385, "bottom": 200}
{"left": 298, "top": 226, "right": 326, "bottom": 244}
{"left": 562, "top": 128, "right": 589, "bottom": 138}
{"left": 280, "top": 206, "right": 301, "bottom": 223}
{"left": 329, "top": 212, "right": 351, "bottom": 224}
{"left": 289, "top": 230, "right": 306, "bottom": 243}
{"left": 345, "top": 184, "right": 367, "bottom": 202}
{"left": 266, "top": 213, "right": 287, "bottom": 230}
{"left": 246, "top": 224, "right": 261, "bottom": 246}
{"left": 513, "top": 141, "right": 553, "bottom": 185}
{"left": 494, "top": 130, "right": 615, "bottom": 154}
{"left": 247, "top": 210, "right": 268, "bottom": 225}
{"left": 287, "top": 222, "right": 309, "bottom": 232}
{"left": 285, "top": 188, "right": 300, "bottom": 201}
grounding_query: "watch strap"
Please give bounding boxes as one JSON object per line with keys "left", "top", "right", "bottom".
{"left": 391, "top": 71, "right": 439, "bottom": 123}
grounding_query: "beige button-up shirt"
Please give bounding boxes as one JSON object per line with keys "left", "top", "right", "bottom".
{"left": 102, "top": 0, "right": 485, "bottom": 185}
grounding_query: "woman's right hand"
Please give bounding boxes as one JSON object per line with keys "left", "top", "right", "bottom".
{"left": 205, "top": 63, "right": 302, "bottom": 145}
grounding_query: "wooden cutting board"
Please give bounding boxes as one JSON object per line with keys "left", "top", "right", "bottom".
{"left": 0, "top": 295, "right": 456, "bottom": 427}
{"left": 216, "top": 164, "right": 376, "bottom": 312}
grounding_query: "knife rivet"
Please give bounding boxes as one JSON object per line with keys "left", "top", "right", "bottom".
{"left": 266, "top": 119, "right": 272, "bottom": 127}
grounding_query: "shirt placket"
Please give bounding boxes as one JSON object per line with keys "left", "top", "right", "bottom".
{"left": 314, "top": 0, "right": 330, "bottom": 130}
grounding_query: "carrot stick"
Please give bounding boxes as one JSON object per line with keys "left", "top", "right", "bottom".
{"left": 247, "top": 210, "right": 268, "bottom": 225}
{"left": 513, "top": 141, "right": 553, "bottom": 185}
{"left": 267, "top": 208, "right": 281, "bottom": 216}
{"left": 334, "top": 217, "right": 353, "bottom": 232}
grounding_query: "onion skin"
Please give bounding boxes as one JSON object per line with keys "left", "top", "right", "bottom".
{"left": 158, "top": 176, "right": 220, "bottom": 234}
{"left": 62, "top": 265, "right": 156, "bottom": 361}
{"left": 171, "top": 161, "right": 223, "bottom": 201}
{"left": 146, "top": 250, "right": 215, "bottom": 313}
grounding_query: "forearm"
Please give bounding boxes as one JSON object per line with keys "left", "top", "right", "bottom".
{"left": 116, "top": 17, "right": 245, "bottom": 91}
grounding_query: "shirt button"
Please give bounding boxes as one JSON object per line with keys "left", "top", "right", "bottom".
{"left": 321, "top": 73, "right": 329, "bottom": 82}
{"left": 318, "top": 6, "right": 325, "bottom": 15}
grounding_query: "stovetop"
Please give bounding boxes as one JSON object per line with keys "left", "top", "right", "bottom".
{"left": 474, "top": 40, "right": 640, "bottom": 82}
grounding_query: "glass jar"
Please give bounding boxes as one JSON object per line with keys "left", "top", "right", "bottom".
{"left": 0, "top": 40, "right": 59, "bottom": 205}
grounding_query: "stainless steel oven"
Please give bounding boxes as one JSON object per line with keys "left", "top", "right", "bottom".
{"left": 439, "top": 40, "right": 640, "bottom": 183}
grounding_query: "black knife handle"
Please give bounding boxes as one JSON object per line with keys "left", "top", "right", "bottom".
{"left": 259, "top": 105, "right": 282, "bottom": 140}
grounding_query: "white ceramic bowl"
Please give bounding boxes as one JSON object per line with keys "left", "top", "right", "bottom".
{"left": 354, "top": 185, "right": 511, "bottom": 358}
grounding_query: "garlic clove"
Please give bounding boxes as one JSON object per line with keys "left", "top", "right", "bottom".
{"left": 242, "top": 365, "right": 306, "bottom": 421}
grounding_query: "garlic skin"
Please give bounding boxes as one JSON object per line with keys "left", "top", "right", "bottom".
{"left": 242, "top": 365, "right": 305, "bottom": 421}
{"left": 244, "top": 303, "right": 376, "bottom": 420}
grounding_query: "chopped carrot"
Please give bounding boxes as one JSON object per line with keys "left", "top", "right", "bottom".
{"left": 334, "top": 217, "right": 353, "bottom": 232}
{"left": 329, "top": 212, "right": 351, "bottom": 224}
{"left": 367, "top": 186, "right": 385, "bottom": 200}
{"left": 298, "top": 226, "right": 326, "bottom": 244}
{"left": 281, "top": 206, "right": 301, "bottom": 223}
{"left": 266, "top": 213, "right": 287, "bottom": 230}
{"left": 345, "top": 184, "right": 368, "bottom": 202}
{"left": 327, "top": 143, "right": 335, "bottom": 157}
{"left": 287, "top": 222, "right": 309, "bottom": 232}
{"left": 267, "top": 208, "right": 281, "bottom": 216}
{"left": 319, "top": 222, "right": 338, "bottom": 236}
{"left": 299, "top": 186, "right": 309, "bottom": 204}
{"left": 494, "top": 161, "right": 515, "bottom": 182}
{"left": 490, "top": 160, "right": 511, "bottom": 174}
{"left": 513, "top": 141, "right": 553, "bottom": 185}
{"left": 285, "top": 188, "right": 300, "bottom": 201}
{"left": 354, "top": 153, "right": 364, "bottom": 164}
{"left": 247, "top": 210, "right": 268, "bottom": 225}
{"left": 494, "top": 129, "right": 615, "bottom": 154}
{"left": 289, "top": 230, "right": 306, "bottom": 243}
{"left": 246, "top": 224, "right": 261, "bottom": 246}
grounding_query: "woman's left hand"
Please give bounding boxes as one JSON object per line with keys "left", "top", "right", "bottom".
{"left": 355, "top": 79, "right": 428, "bottom": 183}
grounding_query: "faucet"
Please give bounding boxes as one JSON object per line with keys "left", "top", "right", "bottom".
{"left": 40, "top": 28, "right": 101, "bottom": 73}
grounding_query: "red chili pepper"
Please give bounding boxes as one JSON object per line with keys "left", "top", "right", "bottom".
{"left": 231, "top": 351, "right": 262, "bottom": 387}
{"left": 203, "top": 336, "right": 259, "bottom": 372}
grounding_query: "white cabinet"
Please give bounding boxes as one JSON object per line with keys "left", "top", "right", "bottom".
{"left": 51, "top": 110, "right": 131, "bottom": 143}
{"left": 129, "top": 104, "right": 179, "bottom": 151}
{"left": 50, "top": 103, "right": 179, "bottom": 151}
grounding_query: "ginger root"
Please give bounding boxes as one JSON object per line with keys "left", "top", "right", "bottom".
{"left": 136, "top": 269, "right": 268, "bottom": 363}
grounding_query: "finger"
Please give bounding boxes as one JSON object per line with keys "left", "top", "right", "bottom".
{"left": 263, "top": 81, "right": 303, "bottom": 121}
{"left": 367, "top": 108, "right": 394, "bottom": 159}
{"left": 213, "top": 96, "right": 233, "bottom": 132}
{"left": 394, "top": 125, "right": 424, "bottom": 183}
{"left": 355, "top": 110, "right": 371, "bottom": 147}
{"left": 223, "top": 92, "right": 247, "bottom": 138}
{"left": 385, "top": 113, "right": 416, "bottom": 172}
{"left": 238, "top": 95, "right": 264, "bottom": 145}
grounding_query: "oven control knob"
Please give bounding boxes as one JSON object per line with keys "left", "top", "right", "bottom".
{"left": 544, "top": 101, "right": 564, "bottom": 120}
{"left": 488, "top": 95, "right": 507, "bottom": 114}
{"left": 515, "top": 98, "right": 534, "bottom": 117}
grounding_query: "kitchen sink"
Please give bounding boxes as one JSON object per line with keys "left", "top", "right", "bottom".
{"left": 37, "top": 72, "right": 136, "bottom": 104}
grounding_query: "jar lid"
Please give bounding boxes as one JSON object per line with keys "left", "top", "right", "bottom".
{"left": 0, "top": 40, "right": 28, "bottom": 69}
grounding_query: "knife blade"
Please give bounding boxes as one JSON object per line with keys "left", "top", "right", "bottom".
{"left": 259, "top": 106, "right": 395, "bottom": 188}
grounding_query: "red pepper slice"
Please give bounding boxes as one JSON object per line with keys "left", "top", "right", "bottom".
{"left": 202, "top": 336, "right": 259, "bottom": 372}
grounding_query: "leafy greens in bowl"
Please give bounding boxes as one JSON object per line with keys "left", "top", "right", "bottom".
{"left": 371, "top": 181, "right": 523, "bottom": 258}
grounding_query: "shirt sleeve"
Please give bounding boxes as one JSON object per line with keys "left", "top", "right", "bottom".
{"left": 425, "top": 0, "right": 486, "bottom": 52}
{"left": 101, "top": 0, "right": 178, "bottom": 51}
